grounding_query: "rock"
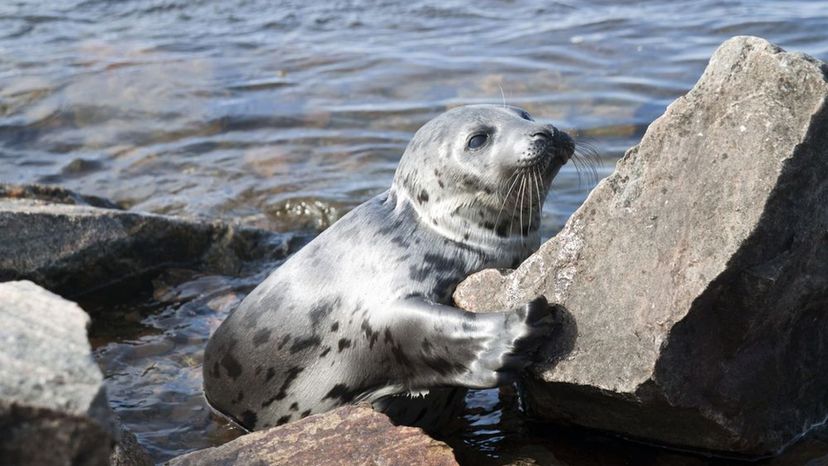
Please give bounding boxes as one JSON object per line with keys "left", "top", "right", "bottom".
{"left": 110, "top": 422, "right": 153, "bottom": 466}
{"left": 0, "top": 184, "right": 295, "bottom": 297}
{"left": 454, "top": 36, "right": 828, "bottom": 455}
{"left": 0, "top": 280, "right": 117, "bottom": 466}
{"left": 0, "top": 183, "right": 120, "bottom": 209}
{"left": 166, "top": 403, "right": 458, "bottom": 466}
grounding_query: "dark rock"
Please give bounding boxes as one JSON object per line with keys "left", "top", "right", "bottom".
{"left": 166, "top": 403, "right": 458, "bottom": 465}
{"left": 454, "top": 36, "right": 828, "bottom": 455}
{"left": 110, "top": 421, "right": 153, "bottom": 466}
{"left": 0, "top": 183, "right": 120, "bottom": 209}
{"left": 0, "top": 280, "right": 117, "bottom": 466}
{"left": 0, "top": 184, "right": 295, "bottom": 297}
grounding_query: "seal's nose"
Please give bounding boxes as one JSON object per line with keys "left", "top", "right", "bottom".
{"left": 532, "top": 130, "right": 553, "bottom": 142}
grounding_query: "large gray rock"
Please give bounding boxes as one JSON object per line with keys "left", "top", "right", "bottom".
{"left": 0, "top": 184, "right": 294, "bottom": 297}
{"left": 0, "top": 280, "right": 117, "bottom": 465}
{"left": 166, "top": 403, "right": 458, "bottom": 466}
{"left": 454, "top": 36, "right": 828, "bottom": 455}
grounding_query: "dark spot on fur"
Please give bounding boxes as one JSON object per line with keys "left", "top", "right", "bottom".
{"left": 320, "top": 346, "right": 331, "bottom": 358}
{"left": 220, "top": 352, "right": 243, "bottom": 380}
{"left": 384, "top": 327, "right": 394, "bottom": 344}
{"left": 421, "top": 339, "right": 433, "bottom": 353}
{"left": 290, "top": 335, "right": 322, "bottom": 354}
{"left": 330, "top": 321, "right": 339, "bottom": 332}
{"left": 338, "top": 338, "right": 352, "bottom": 352}
{"left": 254, "top": 365, "right": 263, "bottom": 376}
{"left": 277, "top": 334, "right": 291, "bottom": 350}
{"left": 240, "top": 410, "right": 257, "bottom": 429}
{"left": 277, "top": 415, "right": 292, "bottom": 426}
{"left": 361, "top": 320, "right": 379, "bottom": 349}
{"left": 323, "top": 384, "right": 358, "bottom": 403}
{"left": 438, "top": 179, "right": 445, "bottom": 189}
{"left": 262, "top": 366, "right": 305, "bottom": 407}
{"left": 463, "top": 233, "right": 470, "bottom": 240}
{"left": 310, "top": 297, "right": 341, "bottom": 328}
{"left": 391, "top": 345, "right": 413, "bottom": 368}
{"left": 253, "top": 328, "right": 271, "bottom": 347}
{"left": 266, "top": 367, "right": 276, "bottom": 381}
{"left": 232, "top": 391, "right": 244, "bottom": 405}
{"left": 417, "top": 189, "right": 429, "bottom": 203}
{"left": 496, "top": 221, "right": 510, "bottom": 238}
{"left": 422, "top": 355, "right": 466, "bottom": 376}
{"left": 290, "top": 402, "right": 299, "bottom": 411}
{"left": 301, "top": 410, "right": 312, "bottom": 418}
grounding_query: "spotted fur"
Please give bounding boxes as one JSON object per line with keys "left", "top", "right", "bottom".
{"left": 203, "top": 105, "right": 574, "bottom": 431}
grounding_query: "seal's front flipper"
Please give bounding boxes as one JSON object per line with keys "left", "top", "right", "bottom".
{"left": 383, "top": 296, "right": 563, "bottom": 390}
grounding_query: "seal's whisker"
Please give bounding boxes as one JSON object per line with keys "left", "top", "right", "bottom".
{"left": 518, "top": 170, "right": 527, "bottom": 237}
{"left": 532, "top": 166, "right": 542, "bottom": 221}
{"left": 528, "top": 168, "right": 534, "bottom": 234}
{"left": 573, "top": 139, "right": 602, "bottom": 188}
{"left": 496, "top": 170, "right": 522, "bottom": 232}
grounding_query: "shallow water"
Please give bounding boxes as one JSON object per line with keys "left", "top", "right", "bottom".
{"left": 3, "top": 0, "right": 828, "bottom": 463}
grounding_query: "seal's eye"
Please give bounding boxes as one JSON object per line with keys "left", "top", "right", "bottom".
{"left": 519, "top": 111, "right": 533, "bottom": 121}
{"left": 468, "top": 134, "right": 488, "bottom": 150}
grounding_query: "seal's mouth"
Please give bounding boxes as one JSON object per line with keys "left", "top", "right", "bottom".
{"left": 516, "top": 127, "right": 575, "bottom": 171}
{"left": 492, "top": 128, "right": 580, "bottom": 238}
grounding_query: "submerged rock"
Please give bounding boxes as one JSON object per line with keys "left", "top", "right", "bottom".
{"left": 0, "top": 280, "right": 117, "bottom": 465}
{"left": 0, "top": 184, "right": 295, "bottom": 297}
{"left": 166, "top": 403, "right": 458, "bottom": 465}
{"left": 455, "top": 36, "right": 828, "bottom": 455}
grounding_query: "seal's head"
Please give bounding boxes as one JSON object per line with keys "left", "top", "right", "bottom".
{"left": 393, "top": 104, "right": 574, "bottom": 254}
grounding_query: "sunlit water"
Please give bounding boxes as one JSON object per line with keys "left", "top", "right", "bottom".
{"left": 3, "top": 0, "right": 828, "bottom": 463}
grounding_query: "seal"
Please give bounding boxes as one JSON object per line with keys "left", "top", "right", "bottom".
{"left": 203, "top": 104, "right": 575, "bottom": 431}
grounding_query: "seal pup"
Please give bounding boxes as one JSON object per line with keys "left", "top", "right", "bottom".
{"left": 203, "top": 104, "right": 575, "bottom": 430}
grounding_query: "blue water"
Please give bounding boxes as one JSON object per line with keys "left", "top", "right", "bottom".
{"left": 2, "top": 0, "right": 828, "bottom": 463}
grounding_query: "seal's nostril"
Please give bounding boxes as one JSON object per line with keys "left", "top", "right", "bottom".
{"left": 532, "top": 131, "right": 552, "bottom": 141}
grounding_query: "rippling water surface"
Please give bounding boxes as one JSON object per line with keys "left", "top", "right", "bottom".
{"left": 3, "top": 0, "right": 828, "bottom": 463}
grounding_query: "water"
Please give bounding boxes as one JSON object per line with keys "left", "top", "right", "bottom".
{"left": 3, "top": 0, "right": 828, "bottom": 463}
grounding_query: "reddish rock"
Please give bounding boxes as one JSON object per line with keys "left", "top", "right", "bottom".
{"left": 166, "top": 404, "right": 458, "bottom": 466}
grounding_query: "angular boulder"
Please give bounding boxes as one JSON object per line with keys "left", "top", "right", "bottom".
{"left": 454, "top": 36, "right": 828, "bottom": 455}
{"left": 0, "top": 280, "right": 117, "bottom": 465}
{"left": 166, "top": 404, "right": 458, "bottom": 465}
{"left": 0, "top": 184, "right": 293, "bottom": 297}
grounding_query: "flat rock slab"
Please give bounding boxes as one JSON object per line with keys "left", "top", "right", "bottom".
{"left": 455, "top": 36, "right": 828, "bottom": 455}
{"left": 0, "top": 280, "right": 116, "bottom": 465}
{"left": 167, "top": 404, "right": 458, "bottom": 466}
{"left": 0, "top": 184, "right": 293, "bottom": 297}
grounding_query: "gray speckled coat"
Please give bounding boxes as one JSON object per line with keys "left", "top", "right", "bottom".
{"left": 203, "top": 105, "right": 573, "bottom": 430}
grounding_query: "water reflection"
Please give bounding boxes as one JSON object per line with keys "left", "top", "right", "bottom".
{"left": 4, "top": 0, "right": 828, "bottom": 463}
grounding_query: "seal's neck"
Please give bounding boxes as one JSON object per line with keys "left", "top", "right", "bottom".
{"left": 392, "top": 187, "right": 540, "bottom": 267}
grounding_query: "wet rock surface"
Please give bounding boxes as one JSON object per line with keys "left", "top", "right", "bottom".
{"left": 0, "top": 184, "right": 295, "bottom": 298}
{"left": 166, "top": 403, "right": 458, "bottom": 466}
{"left": 455, "top": 36, "right": 828, "bottom": 455}
{"left": 0, "top": 280, "right": 117, "bottom": 466}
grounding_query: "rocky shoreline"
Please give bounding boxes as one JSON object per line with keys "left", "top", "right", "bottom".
{"left": 1, "top": 36, "right": 827, "bottom": 465}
